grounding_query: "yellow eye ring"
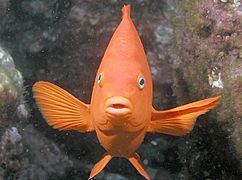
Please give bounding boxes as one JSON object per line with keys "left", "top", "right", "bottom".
{"left": 137, "top": 74, "right": 145, "bottom": 90}
{"left": 97, "top": 72, "right": 104, "bottom": 87}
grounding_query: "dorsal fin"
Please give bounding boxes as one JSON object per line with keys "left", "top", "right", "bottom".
{"left": 98, "top": 4, "right": 149, "bottom": 75}
{"left": 122, "top": 4, "right": 131, "bottom": 18}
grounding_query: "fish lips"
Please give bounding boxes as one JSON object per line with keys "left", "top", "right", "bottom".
{"left": 105, "top": 96, "right": 132, "bottom": 119}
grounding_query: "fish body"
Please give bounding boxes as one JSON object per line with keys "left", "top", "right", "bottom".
{"left": 90, "top": 5, "right": 152, "bottom": 157}
{"left": 33, "top": 5, "right": 221, "bottom": 180}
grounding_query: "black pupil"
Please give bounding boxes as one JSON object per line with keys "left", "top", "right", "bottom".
{"left": 98, "top": 74, "right": 102, "bottom": 81}
{"left": 139, "top": 78, "right": 144, "bottom": 85}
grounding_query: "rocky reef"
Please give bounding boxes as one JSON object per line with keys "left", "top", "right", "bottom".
{"left": 0, "top": 46, "right": 24, "bottom": 130}
{"left": 170, "top": 1, "right": 242, "bottom": 179}
{"left": 0, "top": 0, "right": 241, "bottom": 179}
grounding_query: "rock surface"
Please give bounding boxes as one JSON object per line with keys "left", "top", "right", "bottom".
{"left": 170, "top": 1, "right": 242, "bottom": 179}
{"left": 0, "top": 0, "right": 241, "bottom": 179}
{"left": 0, "top": 46, "right": 24, "bottom": 131}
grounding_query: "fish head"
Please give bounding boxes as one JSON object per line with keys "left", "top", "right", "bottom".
{"left": 90, "top": 5, "right": 152, "bottom": 133}
{"left": 90, "top": 55, "right": 152, "bottom": 132}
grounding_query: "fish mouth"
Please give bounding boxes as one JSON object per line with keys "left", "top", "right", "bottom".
{"left": 105, "top": 96, "right": 132, "bottom": 117}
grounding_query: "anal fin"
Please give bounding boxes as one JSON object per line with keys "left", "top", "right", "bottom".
{"left": 88, "top": 153, "right": 112, "bottom": 180}
{"left": 128, "top": 153, "right": 150, "bottom": 180}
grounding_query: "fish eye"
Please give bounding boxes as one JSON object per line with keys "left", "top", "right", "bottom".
{"left": 97, "top": 72, "right": 104, "bottom": 87}
{"left": 137, "top": 75, "right": 145, "bottom": 90}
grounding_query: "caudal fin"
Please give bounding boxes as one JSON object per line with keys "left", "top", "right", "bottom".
{"left": 147, "top": 96, "right": 221, "bottom": 136}
{"left": 128, "top": 153, "right": 150, "bottom": 180}
{"left": 88, "top": 153, "right": 112, "bottom": 180}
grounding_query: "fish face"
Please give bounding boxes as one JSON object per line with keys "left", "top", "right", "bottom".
{"left": 90, "top": 62, "right": 152, "bottom": 133}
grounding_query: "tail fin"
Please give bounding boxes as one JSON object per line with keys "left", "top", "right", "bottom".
{"left": 147, "top": 96, "right": 221, "bottom": 136}
{"left": 88, "top": 153, "right": 112, "bottom": 180}
{"left": 128, "top": 153, "right": 150, "bottom": 180}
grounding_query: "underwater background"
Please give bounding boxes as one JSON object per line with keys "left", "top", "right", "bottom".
{"left": 0, "top": 0, "right": 241, "bottom": 179}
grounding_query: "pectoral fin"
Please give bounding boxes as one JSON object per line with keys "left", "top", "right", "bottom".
{"left": 147, "top": 96, "right": 221, "bottom": 136}
{"left": 128, "top": 153, "right": 150, "bottom": 180}
{"left": 32, "top": 81, "right": 94, "bottom": 132}
{"left": 88, "top": 153, "right": 112, "bottom": 180}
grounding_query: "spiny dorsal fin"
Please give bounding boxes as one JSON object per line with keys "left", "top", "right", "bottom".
{"left": 122, "top": 4, "right": 131, "bottom": 18}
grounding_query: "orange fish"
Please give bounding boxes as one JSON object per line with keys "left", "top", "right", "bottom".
{"left": 32, "top": 5, "right": 221, "bottom": 180}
